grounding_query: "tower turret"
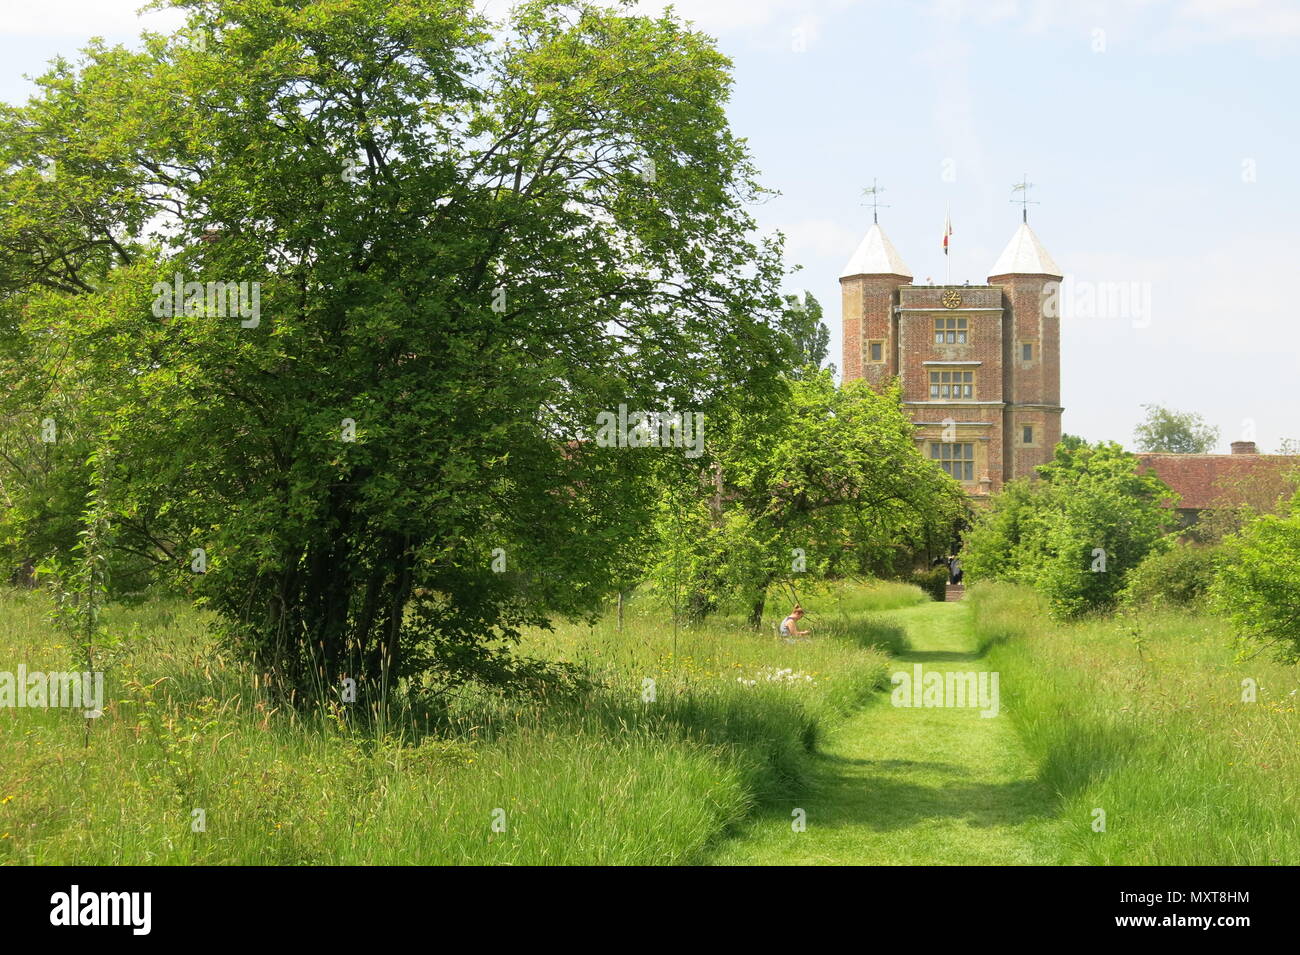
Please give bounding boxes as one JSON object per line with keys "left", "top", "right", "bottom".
{"left": 840, "top": 223, "right": 911, "bottom": 386}
{"left": 988, "top": 221, "right": 1063, "bottom": 480}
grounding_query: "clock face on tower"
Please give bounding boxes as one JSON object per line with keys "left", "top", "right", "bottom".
{"left": 941, "top": 289, "right": 962, "bottom": 309}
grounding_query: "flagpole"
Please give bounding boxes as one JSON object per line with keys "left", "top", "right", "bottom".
{"left": 945, "top": 205, "right": 951, "bottom": 285}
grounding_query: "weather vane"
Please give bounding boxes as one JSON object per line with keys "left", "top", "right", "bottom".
{"left": 1011, "top": 174, "right": 1039, "bottom": 222}
{"left": 861, "top": 178, "right": 890, "bottom": 224}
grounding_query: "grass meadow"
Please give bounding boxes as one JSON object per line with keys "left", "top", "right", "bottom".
{"left": 973, "top": 582, "right": 1300, "bottom": 865}
{"left": 0, "top": 580, "right": 921, "bottom": 865}
{"left": 5, "top": 577, "right": 1297, "bottom": 865}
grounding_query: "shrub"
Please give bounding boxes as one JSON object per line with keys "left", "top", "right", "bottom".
{"left": 1121, "top": 542, "right": 1222, "bottom": 610}
{"left": 910, "top": 566, "right": 949, "bottom": 602}
{"left": 961, "top": 479, "right": 1052, "bottom": 587}
{"left": 1210, "top": 508, "right": 1300, "bottom": 662}
{"left": 963, "top": 440, "right": 1176, "bottom": 618}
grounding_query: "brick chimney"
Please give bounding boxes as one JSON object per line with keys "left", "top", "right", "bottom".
{"left": 1230, "top": 441, "right": 1258, "bottom": 455}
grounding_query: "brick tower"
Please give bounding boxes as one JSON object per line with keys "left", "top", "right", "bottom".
{"left": 839, "top": 217, "right": 1064, "bottom": 499}
{"left": 988, "top": 221, "right": 1064, "bottom": 482}
{"left": 839, "top": 223, "right": 912, "bottom": 386}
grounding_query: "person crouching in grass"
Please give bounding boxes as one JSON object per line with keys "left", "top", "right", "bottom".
{"left": 779, "top": 605, "right": 810, "bottom": 639}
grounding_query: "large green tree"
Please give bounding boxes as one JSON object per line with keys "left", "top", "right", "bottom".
{"left": 0, "top": 0, "right": 795, "bottom": 702}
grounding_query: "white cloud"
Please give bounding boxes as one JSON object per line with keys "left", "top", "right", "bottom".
{"left": 477, "top": 0, "right": 840, "bottom": 34}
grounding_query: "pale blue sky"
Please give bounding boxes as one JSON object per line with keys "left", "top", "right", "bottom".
{"left": 3, "top": 0, "right": 1298, "bottom": 450}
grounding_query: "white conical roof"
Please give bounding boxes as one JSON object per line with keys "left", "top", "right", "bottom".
{"left": 840, "top": 222, "right": 912, "bottom": 279}
{"left": 988, "top": 221, "right": 1061, "bottom": 278}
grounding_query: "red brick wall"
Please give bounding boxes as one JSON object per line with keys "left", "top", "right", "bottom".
{"left": 991, "top": 274, "right": 1063, "bottom": 481}
{"left": 842, "top": 276, "right": 1064, "bottom": 494}
{"left": 840, "top": 274, "right": 908, "bottom": 388}
{"left": 908, "top": 407, "right": 1004, "bottom": 498}
{"left": 895, "top": 286, "right": 1007, "bottom": 493}
{"left": 896, "top": 287, "right": 1004, "bottom": 405}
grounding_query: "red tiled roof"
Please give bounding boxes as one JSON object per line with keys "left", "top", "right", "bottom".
{"left": 1135, "top": 453, "right": 1297, "bottom": 510}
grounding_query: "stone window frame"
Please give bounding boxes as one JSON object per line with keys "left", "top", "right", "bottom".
{"left": 934, "top": 316, "right": 968, "bottom": 345}
{"left": 1019, "top": 341, "right": 1034, "bottom": 364}
{"left": 928, "top": 368, "right": 975, "bottom": 400}
{"left": 867, "top": 339, "right": 886, "bottom": 363}
{"left": 929, "top": 441, "right": 975, "bottom": 482}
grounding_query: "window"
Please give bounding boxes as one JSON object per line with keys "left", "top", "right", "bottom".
{"left": 1021, "top": 342, "right": 1033, "bottom": 362}
{"left": 929, "top": 369, "right": 974, "bottom": 399}
{"left": 930, "top": 442, "right": 975, "bottom": 481}
{"left": 868, "top": 340, "right": 884, "bottom": 363}
{"left": 1022, "top": 425, "right": 1034, "bottom": 445}
{"left": 934, "top": 317, "right": 968, "bottom": 344}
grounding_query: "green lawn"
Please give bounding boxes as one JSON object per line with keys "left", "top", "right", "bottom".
{"left": 710, "top": 601, "right": 1053, "bottom": 865}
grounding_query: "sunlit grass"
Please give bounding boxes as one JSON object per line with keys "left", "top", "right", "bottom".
{"left": 0, "top": 579, "right": 921, "bottom": 864}
{"left": 972, "top": 582, "right": 1300, "bottom": 865}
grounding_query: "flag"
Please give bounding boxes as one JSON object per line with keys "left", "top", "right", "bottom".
{"left": 942, "top": 211, "right": 952, "bottom": 256}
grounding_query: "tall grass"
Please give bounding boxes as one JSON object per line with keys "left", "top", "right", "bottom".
{"left": 972, "top": 582, "right": 1300, "bottom": 865}
{"left": 0, "top": 579, "right": 922, "bottom": 864}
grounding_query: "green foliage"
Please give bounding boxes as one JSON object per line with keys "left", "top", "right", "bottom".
{"left": 909, "top": 566, "right": 948, "bottom": 602}
{"left": 645, "top": 373, "right": 968, "bottom": 627}
{"left": 1120, "top": 542, "right": 1223, "bottom": 610}
{"left": 963, "top": 440, "right": 1176, "bottom": 618}
{"left": 781, "top": 291, "right": 831, "bottom": 377}
{"left": 0, "top": 0, "right": 797, "bottom": 701}
{"left": 961, "top": 478, "right": 1053, "bottom": 587}
{"left": 1132, "top": 403, "right": 1219, "bottom": 453}
{"left": 0, "top": 413, "right": 90, "bottom": 587}
{"left": 1210, "top": 505, "right": 1300, "bottom": 662}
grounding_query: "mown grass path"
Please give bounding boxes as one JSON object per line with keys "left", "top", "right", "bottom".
{"left": 709, "top": 601, "right": 1055, "bottom": 865}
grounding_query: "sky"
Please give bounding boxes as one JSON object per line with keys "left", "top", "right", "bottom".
{"left": 2, "top": 0, "right": 1298, "bottom": 451}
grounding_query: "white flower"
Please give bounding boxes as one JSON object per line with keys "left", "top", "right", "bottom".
{"left": 740, "top": 666, "right": 817, "bottom": 687}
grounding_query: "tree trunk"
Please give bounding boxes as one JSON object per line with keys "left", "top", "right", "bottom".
{"left": 379, "top": 534, "right": 414, "bottom": 707}
{"left": 748, "top": 590, "right": 767, "bottom": 631}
